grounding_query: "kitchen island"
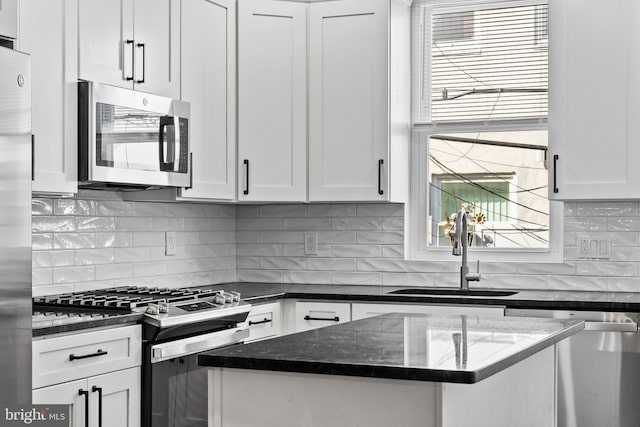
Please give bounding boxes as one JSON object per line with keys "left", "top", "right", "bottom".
{"left": 199, "top": 312, "right": 583, "bottom": 427}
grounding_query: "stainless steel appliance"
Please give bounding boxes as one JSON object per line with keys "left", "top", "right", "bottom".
{"left": 505, "top": 309, "right": 640, "bottom": 427}
{"left": 35, "top": 286, "right": 251, "bottom": 427}
{"left": 0, "top": 46, "right": 32, "bottom": 404}
{"left": 78, "top": 81, "right": 191, "bottom": 189}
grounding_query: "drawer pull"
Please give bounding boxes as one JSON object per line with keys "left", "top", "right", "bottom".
{"left": 248, "top": 317, "right": 271, "bottom": 326}
{"left": 78, "top": 389, "right": 89, "bottom": 427}
{"left": 69, "top": 349, "right": 108, "bottom": 361}
{"left": 304, "top": 315, "right": 340, "bottom": 322}
{"left": 92, "top": 386, "right": 103, "bottom": 427}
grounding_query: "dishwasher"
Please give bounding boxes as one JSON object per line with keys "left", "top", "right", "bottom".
{"left": 505, "top": 309, "right": 640, "bottom": 427}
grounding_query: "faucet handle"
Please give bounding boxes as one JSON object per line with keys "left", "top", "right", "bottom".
{"left": 467, "top": 260, "right": 481, "bottom": 282}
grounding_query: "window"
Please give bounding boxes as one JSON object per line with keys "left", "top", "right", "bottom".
{"left": 409, "top": 0, "right": 562, "bottom": 262}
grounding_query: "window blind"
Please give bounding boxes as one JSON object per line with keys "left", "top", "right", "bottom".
{"left": 417, "top": 2, "right": 548, "bottom": 122}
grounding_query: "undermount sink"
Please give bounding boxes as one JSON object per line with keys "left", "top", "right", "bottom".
{"left": 387, "top": 288, "right": 518, "bottom": 297}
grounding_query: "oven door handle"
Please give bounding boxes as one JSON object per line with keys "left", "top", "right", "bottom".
{"left": 150, "top": 327, "right": 249, "bottom": 363}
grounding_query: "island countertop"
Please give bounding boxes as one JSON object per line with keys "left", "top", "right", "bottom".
{"left": 199, "top": 312, "right": 584, "bottom": 384}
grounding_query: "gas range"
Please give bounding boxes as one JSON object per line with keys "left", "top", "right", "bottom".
{"left": 33, "top": 285, "right": 251, "bottom": 329}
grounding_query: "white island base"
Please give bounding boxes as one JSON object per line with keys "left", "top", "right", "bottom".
{"left": 207, "top": 345, "right": 556, "bottom": 427}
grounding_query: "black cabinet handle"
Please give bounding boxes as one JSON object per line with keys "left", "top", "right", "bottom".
{"left": 185, "top": 152, "right": 193, "bottom": 189}
{"left": 125, "top": 39, "right": 135, "bottom": 81}
{"left": 248, "top": 317, "right": 271, "bottom": 326}
{"left": 69, "top": 349, "right": 108, "bottom": 361}
{"left": 553, "top": 154, "right": 559, "bottom": 194}
{"left": 92, "top": 386, "right": 103, "bottom": 427}
{"left": 378, "top": 159, "right": 384, "bottom": 195}
{"left": 78, "top": 389, "right": 89, "bottom": 427}
{"left": 243, "top": 159, "right": 249, "bottom": 195}
{"left": 136, "top": 42, "right": 145, "bottom": 84}
{"left": 304, "top": 315, "right": 339, "bottom": 322}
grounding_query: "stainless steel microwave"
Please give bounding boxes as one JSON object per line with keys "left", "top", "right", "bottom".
{"left": 78, "top": 81, "right": 190, "bottom": 189}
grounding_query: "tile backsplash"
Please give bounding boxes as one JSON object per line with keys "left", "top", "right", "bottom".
{"left": 32, "top": 194, "right": 640, "bottom": 296}
{"left": 32, "top": 190, "right": 236, "bottom": 296}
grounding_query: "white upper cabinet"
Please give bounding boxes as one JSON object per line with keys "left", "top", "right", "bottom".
{"left": 237, "top": 0, "right": 307, "bottom": 202}
{"left": 308, "top": 0, "right": 409, "bottom": 202}
{"left": 78, "top": 0, "right": 180, "bottom": 98}
{"left": 19, "top": 0, "right": 78, "bottom": 195}
{"left": 179, "top": 0, "right": 236, "bottom": 200}
{"left": 549, "top": 0, "right": 640, "bottom": 200}
{"left": 0, "top": 0, "right": 17, "bottom": 40}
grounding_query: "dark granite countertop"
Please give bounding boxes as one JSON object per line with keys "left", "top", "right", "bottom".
{"left": 199, "top": 312, "right": 584, "bottom": 383}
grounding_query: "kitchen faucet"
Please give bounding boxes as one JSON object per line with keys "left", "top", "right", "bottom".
{"left": 452, "top": 208, "right": 481, "bottom": 291}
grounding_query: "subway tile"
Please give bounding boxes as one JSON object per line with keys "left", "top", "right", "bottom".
{"left": 76, "top": 217, "right": 115, "bottom": 232}
{"left": 382, "top": 245, "right": 404, "bottom": 258}
{"left": 357, "top": 204, "right": 404, "bottom": 217}
{"left": 284, "top": 271, "right": 331, "bottom": 284}
{"left": 32, "top": 216, "right": 75, "bottom": 233}
{"left": 237, "top": 257, "right": 261, "bottom": 269}
{"left": 331, "top": 245, "right": 381, "bottom": 258}
{"left": 406, "top": 260, "right": 458, "bottom": 273}
{"left": 237, "top": 218, "right": 283, "bottom": 231}
{"left": 53, "top": 266, "right": 95, "bottom": 284}
{"left": 237, "top": 231, "right": 260, "bottom": 243}
{"left": 306, "top": 204, "right": 356, "bottom": 217}
{"left": 332, "top": 272, "right": 381, "bottom": 285}
{"left": 283, "top": 244, "right": 331, "bottom": 257}
{"left": 133, "top": 262, "right": 168, "bottom": 277}
{"left": 32, "top": 234, "right": 53, "bottom": 250}
{"left": 236, "top": 244, "right": 283, "bottom": 257}
{"left": 260, "top": 257, "right": 307, "bottom": 270}
{"left": 563, "top": 202, "right": 577, "bottom": 217}
{"left": 32, "top": 250, "right": 74, "bottom": 268}
{"left": 74, "top": 280, "right": 117, "bottom": 292}
{"left": 134, "top": 232, "right": 166, "bottom": 247}
{"left": 609, "top": 247, "right": 640, "bottom": 262}
{"left": 357, "top": 258, "right": 407, "bottom": 272}
{"left": 307, "top": 258, "right": 357, "bottom": 271}
{"left": 185, "top": 218, "right": 236, "bottom": 231}
{"left": 32, "top": 268, "right": 53, "bottom": 286}
{"left": 332, "top": 217, "right": 381, "bottom": 231}
{"left": 115, "top": 217, "right": 152, "bottom": 232}
{"left": 547, "top": 276, "right": 608, "bottom": 292}
{"left": 32, "top": 199, "right": 53, "bottom": 215}
{"left": 516, "top": 262, "right": 576, "bottom": 275}
{"left": 607, "top": 218, "right": 640, "bottom": 232}
{"left": 316, "top": 231, "right": 356, "bottom": 244}
{"left": 259, "top": 231, "right": 304, "bottom": 244}
{"left": 95, "top": 232, "right": 133, "bottom": 248}
{"left": 563, "top": 232, "right": 577, "bottom": 247}
{"left": 607, "top": 277, "right": 640, "bottom": 292}
{"left": 356, "top": 231, "right": 404, "bottom": 244}
{"left": 167, "top": 203, "right": 208, "bottom": 218}
{"left": 53, "top": 199, "right": 77, "bottom": 215}
{"left": 75, "top": 249, "right": 115, "bottom": 265}
{"left": 95, "top": 264, "right": 133, "bottom": 280}
{"left": 76, "top": 189, "right": 120, "bottom": 200}
{"left": 97, "top": 201, "right": 134, "bottom": 216}
{"left": 151, "top": 217, "right": 184, "bottom": 231}
{"left": 75, "top": 200, "right": 98, "bottom": 216}
{"left": 577, "top": 202, "right": 638, "bottom": 217}
{"left": 133, "top": 202, "right": 166, "bottom": 217}
{"left": 382, "top": 217, "right": 404, "bottom": 230}
{"left": 283, "top": 218, "right": 331, "bottom": 231}
{"left": 237, "top": 269, "right": 283, "bottom": 283}
{"left": 576, "top": 261, "right": 638, "bottom": 277}
{"left": 382, "top": 272, "right": 435, "bottom": 287}
{"left": 32, "top": 284, "right": 75, "bottom": 297}
{"left": 432, "top": 273, "right": 461, "bottom": 288}
{"left": 114, "top": 247, "right": 150, "bottom": 263}
{"left": 491, "top": 274, "right": 548, "bottom": 290}
{"left": 54, "top": 233, "right": 96, "bottom": 249}
{"left": 564, "top": 217, "right": 607, "bottom": 232}
{"left": 260, "top": 204, "right": 306, "bottom": 218}
{"left": 236, "top": 205, "right": 259, "bottom": 218}
{"left": 609, "top": 231, "right": 639, "bottom": 247}
{"left": 195, "top": 231, "right": 236, "bottom": 244}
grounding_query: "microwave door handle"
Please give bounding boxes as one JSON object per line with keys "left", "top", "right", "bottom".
{"left": 159, "top": 116, "right": 176, "bottom": 171}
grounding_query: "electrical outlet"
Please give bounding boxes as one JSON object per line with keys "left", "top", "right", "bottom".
{"left": 165, "top": 231, "right": 176, "bottom": 256}
{"left": 304, "top": 232, "right": 318, "bottom": 255}
{"left": 577, "top": 234, "right": 610, "bottom": 259}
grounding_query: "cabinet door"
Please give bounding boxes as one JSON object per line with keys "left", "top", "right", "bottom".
{"left": 89, "top": 367, "right": 141, "bottom": 427}
{"left": 0, "top": 0, "right": 17, "bottom": 39}
{"left": 549, "top": 0, "right": 640, "bottom": 199}
{"left": 294, "top": 301, "right": 351, "bottom": 333}
{"left": 179, "top": 0, "right": 236, "bottom": 200}
{"left": 308, "top": 0, "right": 389, "bottom": 202}
{"left": 78, "top": 0, "right": 134, "bottom": 89}
{"left": 33, "top": 378, "right": 87, "bottom": 427}
{"left": 237, "top": 0, "right": 306, "bottom": 201}
{"left": 19, "top": 0, "right": 78, "bottom": 195}
{"left": 132, "top": 0, "right": 180, "bottom": 98}
{"left": 351, "top": 303, "right": 505, "bottom": 321}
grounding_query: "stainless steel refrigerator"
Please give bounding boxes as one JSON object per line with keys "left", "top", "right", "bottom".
{"left": 0, "top": 46, "right": 32, "bottom": 404}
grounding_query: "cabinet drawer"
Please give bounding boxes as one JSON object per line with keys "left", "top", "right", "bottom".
{"left": 245, "top": 302, "right": 282, "bottom": 343}
{"left": 294, "top": 301, "right": 351, "bottom": 332}
{"left": 33, "top": 325, "right": 142, "bottom": 388}
{"left": 352, "top": 303, "right": 504, "bottom": 321}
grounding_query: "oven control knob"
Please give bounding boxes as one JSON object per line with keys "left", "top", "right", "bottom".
{"left": 146, "top": 304, "right": 159, "bottom": 315}
{"left": 214, "top": 293, "right": 225, "bottom": 305}
{"left": 228, "top": 291, "right": 241, "bottom": 302}
{"left": 153, "top": 348, "right": 164, "bottom": 359}
{"left": 158, "top": 302, "right": 169, "bottom": 313}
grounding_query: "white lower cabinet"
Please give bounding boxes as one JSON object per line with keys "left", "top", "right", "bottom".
{"left": 32, "top": 325, "right": 142, "bottom": 427}
{"left": 351, "top": 303, "right": 505, "bottom": 321}
{"left": 33, "top": 367, "right": 141, "bottom": 427}
{"left": 289, "top": 301, "right": 351, "bottom": 333}
{"left": 244, "top": 301, "right": 283, "bottom": 343}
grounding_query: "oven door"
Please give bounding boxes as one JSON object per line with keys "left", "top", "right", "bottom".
{"left": 79, "top": 80, "right": 191, "bottom": 188}
{"left": 143, "top": 327, "right": 249, "bottom": 427}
